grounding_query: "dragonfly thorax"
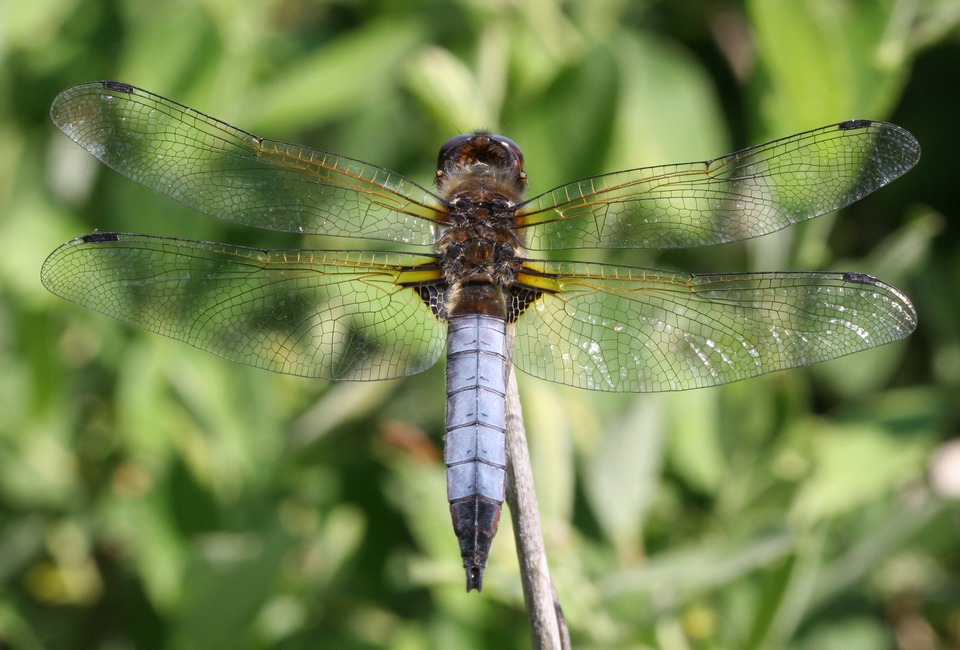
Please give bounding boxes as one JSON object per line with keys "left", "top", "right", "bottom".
{"left": 438, "top": 222, "right": 522, "bottom": 288}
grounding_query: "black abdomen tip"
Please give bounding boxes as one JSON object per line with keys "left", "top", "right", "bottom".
{"left": 466, "top": 566, "right": 484, "bottom": 592}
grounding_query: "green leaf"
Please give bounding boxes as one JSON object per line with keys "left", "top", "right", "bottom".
{"left": 170, "top": 522, "right": 292, "bottom": 650}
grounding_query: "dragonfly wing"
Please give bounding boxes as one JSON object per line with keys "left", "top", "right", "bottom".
{"left": 51, "top": 81, "right": 446, "bottom": 245}
{"left": 517, "top": 120, "right": 920, "bottom": 250}
{"left": 41, "top": 233, "right": 446, "bottom": 380}
{"left": 513, "top": 261, "right": 916, "bottom": 392}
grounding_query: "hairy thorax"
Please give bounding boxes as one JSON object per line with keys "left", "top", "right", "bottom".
{"left": 436, "top": 167, "right": 526, "bottom": 318}
{"left": 431, "top": 133, "right": 529, "bottom": 319}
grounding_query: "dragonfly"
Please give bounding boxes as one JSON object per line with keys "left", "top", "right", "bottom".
{"left": 42, "top": 80, "right": 919, "bottom": 592}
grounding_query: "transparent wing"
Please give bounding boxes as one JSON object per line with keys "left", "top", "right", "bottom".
{"left": 41, "top": 233, "right": 446, "bottom": 380}
{"left": 51, "top": 81, "right": 446, "bottom": 245}
{"left": 517, "top": 120, "right": 920, "bottom": 250}
{"left": 513, "top": 261, "right": 916, "bottom": 392}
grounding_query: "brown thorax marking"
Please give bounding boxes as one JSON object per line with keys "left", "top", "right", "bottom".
{"left": 434, "top": 133, "right": 529, "bottom": 318}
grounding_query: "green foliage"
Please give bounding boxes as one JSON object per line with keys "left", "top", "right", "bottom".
{"left": 2, "top": 0, "right": 959, "bottom": 648}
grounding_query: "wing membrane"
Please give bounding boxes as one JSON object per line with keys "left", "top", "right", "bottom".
{"left": 513, "top": 261, "right": 916, "bottom": 391}
{"left": 517, "top": 120, "right": 920, "bottom": 250}
{"left": 50, "top": 81, "right": 445, "bottom": 245}
{"left": 41, "top": 233, "right": 446, "bottom": 380}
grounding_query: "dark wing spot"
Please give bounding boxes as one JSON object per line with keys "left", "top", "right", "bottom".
{"left": 838, "top": 119, "right": 873, "bottom": 131}
{"left": 413, "top": 284, "right": 448, "bottom": 319}
{"left": 101, "top": 80, "right": 135, "bottom": 94}
{"left": 507, "top": 287, "right": 542, "bottom": 322}
{"left": 842, "top": 271, "right": 879, "bottom": 285}
{"left": 102, "top": 81, "right": 136, "bottom": 95}
{"left": 81, "top": 232, "right": 121, "bottom": 243}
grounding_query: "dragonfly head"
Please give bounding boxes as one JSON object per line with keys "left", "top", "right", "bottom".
{"left": 436, "top": 132, "right": 527, "bottom": 197}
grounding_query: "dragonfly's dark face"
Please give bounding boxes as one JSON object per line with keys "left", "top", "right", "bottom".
{"left": 435, "top": 133, "right": 527, "bottom": 201}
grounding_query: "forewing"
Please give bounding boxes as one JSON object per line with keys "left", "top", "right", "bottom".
{"left": 513, "top": 261, "right": 916, "bottom": 392}
{"left": 41, "top": 234, "right": 446, "bottom": 380}
{"left": 51, "top": 81, "right": 445, "bottom": 245}
{"left": 517, "top": 120, "right": 920, "bottom": 250}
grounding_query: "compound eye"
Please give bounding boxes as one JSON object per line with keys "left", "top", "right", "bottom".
{"left": 490, "top": 135, "right": 524, "bottom": 169}
{"left": 437, "top": 134, "right": 476, "bottom": 171}
{"left": 435, "top": 132, "right": 527, "bottom": 189}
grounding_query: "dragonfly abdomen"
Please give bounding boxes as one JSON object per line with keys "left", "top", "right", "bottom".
{"left": 445, "top": 313, "right": 509, "bottom": 592}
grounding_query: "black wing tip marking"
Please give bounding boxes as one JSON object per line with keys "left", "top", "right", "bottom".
{"left": 838, "top": 119, "right": 874, "bottom": 131}
{"left": 841, "top": 271, "right": 919, "bottom": 331}
{"left": 841, "top": 271, "right": 880, "bottom": 285}
{"left": 100, "top": 80, "right": 136, "bottom": 94}
{"left": 81, "top": 232, "right": 121, "bottom": 244}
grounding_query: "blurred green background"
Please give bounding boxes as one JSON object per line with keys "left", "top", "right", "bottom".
{"left": 2, "top": 0, "right": 959, "bottom": 648}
